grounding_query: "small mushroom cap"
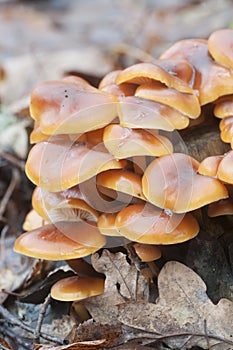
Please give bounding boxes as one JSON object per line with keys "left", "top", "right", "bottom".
{"left": 30, "top": 78, "right": 118, "bottom": 134}
{"left": 97, "top": 169, "right": 146, "bottom": 201}
{"left": 23, "top": 209, "right": 47, "bottom": 231}
{"left": 30, "top": 121, "right": 49, "bottom": 144}
{"left": 115, "top": 62, "right": 194, "bottom": 94}
{"left": 161, "top": 39, "right": 233, "bottom": 105}
{"left": 219, "top": 116, "right": 233, "bottom": 143}
{"left": 142, "top": 153, "right": 228, "bottom": 213}
{"left": 99, "top": 70, "right": 136, "bottom": 97}
{"left": 32, "top": 186, "right": 99, "bottom": 222}
{"left": 103, "top": 124, "right": 173, "bottom": 159}
{"left": 208, "top": 29, "right": 233, "bottom": 69}
{"left": 115, "top": 204, "right": 199, "bottom": 244}
{"left": 198, "top": 155, "right": 223, "bottom": 177}
{"left": 135, "top": 83, "right": 200, "bottom": 119}
{"left": 133, "top": 243, "right": 162, "bottom": 262}
{"left": 118, "top": 96, "right": 189, "bottom": 131}
{"left": 51, "top": 276, "right": 105, "bottom": 301}
{"left": 97, "top": 212, "right": 121, "bottom": 236}
{"left": 217, "top": 150, "right": 233, "bottom": 184}
{"left": 208, "top": 199, "right": 233, "bottom": 217}
{"left": 26, "top": 138, "right": 126, "bottom": 192}
{"left": 153, "top": 58, "right": 194, "bottom": 84}
{"left": 214, "top": 95, "right": 233, "bottom": 119}
{"left": 14, "top": 221, "right": 106, "bottom": 260}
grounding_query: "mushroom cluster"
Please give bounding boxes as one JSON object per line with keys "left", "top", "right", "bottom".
{"left": 14, "top": 29, "right": 233, "bottom": 302}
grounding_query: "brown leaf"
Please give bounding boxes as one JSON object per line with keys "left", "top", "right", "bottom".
{"left": 83, "top": 250, "right": 149, "bottom": 324}
{"left": 118, "top": 261, "right": 233, "bottom": 350}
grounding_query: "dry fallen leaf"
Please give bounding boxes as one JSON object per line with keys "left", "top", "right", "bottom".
{"left": 83, "top": 250, "right": 149, "bottom": 324}
{"left": 118, "top": 261, "right": 233, "bottom": 349}
{"left": 34, "top": 339, "right": 107, "bottom": 350}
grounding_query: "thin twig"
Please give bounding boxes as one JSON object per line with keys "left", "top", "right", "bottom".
{"left": 0, "top": 152, "right": 25, "bottom": 171}
{"left": 0, "top": 225, "right": 9, "bottom": 267}
{"left": 0, "top": 304, "right": 63, "bottom": 345}
{"left": 0, "top": 168, "right": 20, "bottom": 218}
{"left": 34, "top": 294, "right": 51, "bottom": 343}
{"left": 204, "top": 319, "right": 210, "bottom": 349}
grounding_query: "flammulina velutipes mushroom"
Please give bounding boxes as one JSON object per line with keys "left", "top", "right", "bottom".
{"left": 14, "top": 29, "right": 233, "bottom": 302}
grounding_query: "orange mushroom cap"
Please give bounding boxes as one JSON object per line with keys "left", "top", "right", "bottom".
{"left": 214, "top": 95, "right": 233, "bottom": 119}
{"left": 26, "top": 138, "right": 126, "bottom": 192}
{"left": 161, "top": 39, "right": 233, "bottom": 105}
{"left": 51, "top": 275, "right": 105, "bottom": 302}
{"left": 217, "top": 150, "right": 233, "bottom": 184}
{"left": 142, "top": 153, "right": 228, "bottom": 213}
{"left": 208, "top": 29, "right": 233, "bottom": 69}
{"left": 97, "top": 212, "right": 121, "bottom": 236}
{"left": 115, "top": 203, "right": 199, "bottom": 244}
{"left": 198, "top": 155, "right": 223, "bottom": 177}
{"left": 118, "top": 96, "right": 189, "bottom": 131}
{"left": 30, "top": 77, "right": 118, "bottom": 134}
{"left": 135, "top": 83, "right": 200, "bottom": 119}
{"left": 133, "top": 243, "right": 162, "bottom": 262}
{"left": 103, "top": 124, "right": 173, "bottom": 159}
{"left": 23, "top": 209, "right": 48, "bottom": 231}
{"left": 97, "top": 169, "right": 146, "bottom": 202}
{"left": 208, "top": 199, "right": 233, "bottom": 217}
{"left": 99, "top": 70, "right": 136, "bottom": 97}
{"left": 14, "top": 221, "right": 106, "bottom": 260}
{"left": 115, "top": 62, "right": 194, "bottom": 94}
{"left": 219, "top": 116, "right": 233, "bottom": 143}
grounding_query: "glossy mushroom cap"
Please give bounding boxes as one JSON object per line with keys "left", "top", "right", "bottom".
{"left": 51, "top": 276, "right": 105, "bottom": 301}
{"left": 118, "top": 96, "right": 189, "bottom": 131}
{"left": 14, "top": 221, "right": 106, "bottom": 260}
{"left": 97, "top": 169, "right": 146, "bottom": 202}
{"left": 198, "top": 155, "right": 223, "bottom": 177}
{"left": 32, "top": 186, "right": 99, "bottom": 223}
{"left": 208, "top": 29, "right": 233, "bottom": 69}
{"left": 208, "top": 199, "right": 233, "bottom": 217}
{"left": 97, "top": 212, "right": 121, "bottom": 236}
{"left": 23, "top": 209, "right": 47, "bottom": 231}
{"left": 214, "top": 95, "right": 233, "bottom": 119}
{"left": 115, "top": 62, "right": 194, "bottom": 94}
{"left": 30, "top": 77, "right": 118, "bottom": 134}
{"left": 135, "top": 83, "right": 200, "bottom": 119}
{"left": 133, "top": 243, "right": 162, "bottom": 262}
{"left": 103, "top": 124, "right": 173, "bottom": 159}
{"left": 217, "top": 150, "right": 233, "bottom": 184}
{"left": 26, "top": 138, "right": 126, "bottom": 192}
{"left": 115, "top": 203, "right": 199, "bottom": 244}
{"left": 142, "top": 153, "right": 228, "bottom": 213}
{"left": 219, "top": 116, "right": 233, "bottom": 144}
{"left": 161, "top": 39, "right": 233, "bottom": 105}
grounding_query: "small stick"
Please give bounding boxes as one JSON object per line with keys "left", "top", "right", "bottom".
{"left": 34, "top": 294, "right": 51, "bottom": 343}
{"left": 0, "top": 152, "right": 25, "bottom": 171}
{"left": 0, "top": 304, "right": 63, "bottom": 345}
{"left": 0, "top": 168, "right": 20, "bottom": 218}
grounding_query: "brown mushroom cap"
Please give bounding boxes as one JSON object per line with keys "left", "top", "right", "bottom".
{"left": 26, "top": 138, "right": 126, "bottom": 192}
{"left": 115, "top": 62, "right": 194, "bottom": 94}
{"left": 217, "top": 150, "right": 233, "bottom": 184}
{"left": 214, "top": 95, "right": 233, "bottom": 119}
{"left": 103, "top": 124, "right": 173, "bottom": 159}
{"left": 118, "top": 96, "right": 189, "bottom": 131}
{"left": 160, "top": 39, "right": 233, "bottom": 105}
{"left": 97, "top": 212, "right": 121, "bottom": 236}
{"left": 142, "top": 153, "right": 228, "bottom": 213}
{"left": 133, "top": 243, "right": 162, "bottom": 262}
{"left": 14, "top": 221, "right": 106, "bottom": 260}
{"left": 208, "top": 199, "right": 233, "bottom": 217}
{"left": 51, "top": 276, "right": 105, "bottom": 302}
{"left": 30, "top": 77, "right": 118, "bottom": 134}
{"left": 198, "top": 155, "right": 223, "bottom": 177}
{"left": 97, "top": 169, "right": 146, "bottom": 201}
{"left": 99, "top": 70, "right": 136, "bottom": 97}
{"left": 135, "top": 83, "right": 200, "bottom": 119}
{"left": 208, "top": 29, "right": 233, "bottom": 69}
{"left": 115, "top": 203, "right": 199, "bottom": 244}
